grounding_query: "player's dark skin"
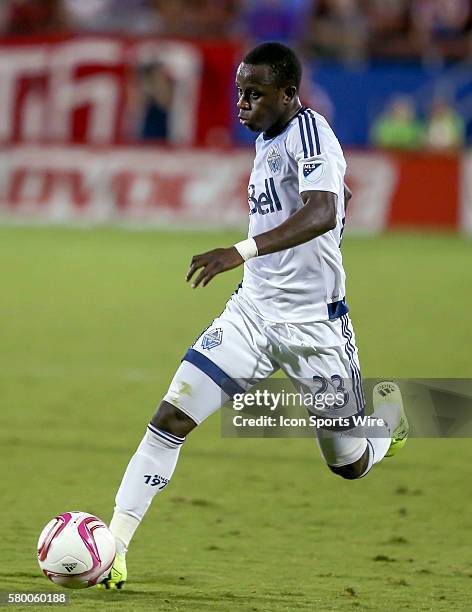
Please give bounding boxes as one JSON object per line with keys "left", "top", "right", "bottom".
{"left": 151, "top": 63, "right": 367, "bottom": 479}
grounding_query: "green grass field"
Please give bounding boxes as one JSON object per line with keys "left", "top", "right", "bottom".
{"left": 1, "top": 227, "right": 471, "bottom": 611}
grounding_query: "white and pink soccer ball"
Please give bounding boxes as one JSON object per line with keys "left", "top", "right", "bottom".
{"left": 37, "top": 511, "right": 116, "bottom": 589}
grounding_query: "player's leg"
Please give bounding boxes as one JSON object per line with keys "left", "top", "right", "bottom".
{"left": 102, "top": 295, "right": 276, "bottom": 588}
{"left": 319, "top": 314, "right": 407, "bottom": 479}
{"left": 326, "top": 379, "right": 408, "bottom": 479}
{"left": 101, "top": 367, "right": 219, "bottom": 589}
{"left": 326, "top": 315, "right": 407, "bottom": 478}
{"left": 279, "top": 313, "right": 407, "bottom": 479}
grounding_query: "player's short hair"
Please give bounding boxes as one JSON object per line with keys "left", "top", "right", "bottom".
{"left": 243, "top": 42, "right": 302, "bottom": 90}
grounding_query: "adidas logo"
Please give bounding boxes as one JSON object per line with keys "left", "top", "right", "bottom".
{"left": 63, "top": 563, "right": 78, "bottom": 573}
{"left": 377, "top": 383, "right": 396, "bottom": 397}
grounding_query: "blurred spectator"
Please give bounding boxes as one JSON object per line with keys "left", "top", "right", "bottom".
{"left": 131, "top": 62, "right": 174, "bottom": 141}
{"left": 3, "top": 0, "right": 71, "bottom": 36}
{"left": 0, "top": 3, "right": 11, "bottom": 33}
{"left": 367, "top": 0, "right": 423, "bottom": 60}
{"left": 424, "top": 97, "right": 465, "bottom": 150}
{"left": 304, "top": 0, "right": 368, "bottom": 62}
{"left": 241, "top": 0, "right": 312, "bottom": 45}
{"left": 2, "top": 0, "right": 472, "bottom": 64}
{"left": 30, "top": 0, "right": 241, "bottom": 37}
{"left": 370, "top": 95, "right": 425, "bottom": 149}
{"left": 149, "top": 0, "right": 240, "bottom": 38}
{"left": 65, "top": 0, "right": 157, "bottom": 34}
{"left": 0, "top": 0, "right": 240, "bottom": 39}
{"left": 367, "top": 0, "right": 472, "bottom": 62}
{"left": 410, "top": 0, "right": 472, "bottom": 63}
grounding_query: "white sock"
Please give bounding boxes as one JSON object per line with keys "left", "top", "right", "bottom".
{"left": 109, "top": 512, "right": 140, "bottom": 556}
{"left": 110, "top": 424, "right": 184, "bottom": 554}
{"left": 360, "top": 403, "right": 401, "bottom": 477}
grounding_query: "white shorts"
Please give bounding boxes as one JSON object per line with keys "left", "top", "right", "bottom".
{"left": 163, "top": 292, "right": 366, "bottom": 467}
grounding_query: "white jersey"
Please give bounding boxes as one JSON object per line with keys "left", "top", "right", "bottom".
{"left": 240, "top": 106, "right": 348, "bottom": 323}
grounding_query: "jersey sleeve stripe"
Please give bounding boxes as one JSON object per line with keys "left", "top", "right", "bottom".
{"left": 303, "top": 109, "right": 322, "bottom": 156}
{"left": 308, "top": 110, "right": 321, "bottom": 155}
{"left": 303, "top": 112, "right": 315, "bottom": 157}
{"left": 297, "top": 114, "right": 308, "bottom": 158}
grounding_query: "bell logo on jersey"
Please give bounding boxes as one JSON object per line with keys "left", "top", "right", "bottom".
{"left": 266, "top": 145, "right": 282, "bottom": 174}
{"left": 248, "top": 179, "right": 282, "bottom": 215}
{"left": 303, "top": 161, "right": 323, "bottom": 182}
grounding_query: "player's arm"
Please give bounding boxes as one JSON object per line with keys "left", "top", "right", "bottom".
{"left": 252, "top": 190, "right": 336, "bottom": 256}
{"left": 186, "top": 190, "right": 336, "bottom": 288}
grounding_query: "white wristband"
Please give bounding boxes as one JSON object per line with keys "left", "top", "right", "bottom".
{"left": 234, "top": 238, "right": 258, "bottom": 261}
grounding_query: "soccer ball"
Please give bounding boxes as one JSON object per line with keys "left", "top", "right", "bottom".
{"left": 37, "top": 511, "right": 116, "bottom": 589}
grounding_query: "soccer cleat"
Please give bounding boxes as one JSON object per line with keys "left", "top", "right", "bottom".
{"left": 373, "top": 381, "right": 409, "bottom": 457}
{"left": 97, "top": 553, "right": 127, "bottom": 590}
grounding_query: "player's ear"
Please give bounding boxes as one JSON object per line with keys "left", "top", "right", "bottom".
{"left": 283, "top": 85, "right": 297, "bottom": 103}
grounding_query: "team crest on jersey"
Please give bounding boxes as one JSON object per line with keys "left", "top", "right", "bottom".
{"left": 303, "top": 161, "right": 323, "bottom": 179}
{"left": 202, "top": 328, "right": 223, "bottom": 350}
{"left": 266, "top": 145, "right": 282, "bottom": 175}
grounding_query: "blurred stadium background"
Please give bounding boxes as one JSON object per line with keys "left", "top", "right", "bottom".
{"left": 1, "top": 2, "right": 472, "bottom": 610}
{"left": 0, "top": 0, "right": 471, "bottom": 230}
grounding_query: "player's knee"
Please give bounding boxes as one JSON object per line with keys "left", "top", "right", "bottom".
{"left": 328, "top": 448, "right": 369, "bottom": 480}
{"left": 151, "top": 401, "right": 197, "bottom": 438}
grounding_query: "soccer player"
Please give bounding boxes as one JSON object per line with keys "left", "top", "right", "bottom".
{"left": 99, "top": 42, "right": 408, "bottom": 589}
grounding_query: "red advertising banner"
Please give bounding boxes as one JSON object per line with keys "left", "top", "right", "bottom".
{"left": 0, "top": 145, "right": 250, "bottom": 225}
{"left": 346, "top": 151, "right": 462, "bottom": 232}
{"left": 0, "top": 36, "right": 240, "bottom": 146}
{"left": 0, "top": 146, "right": 467, "bottom": 232}
{"left": 387, "top": 153, "right": 460, "bottom": 230}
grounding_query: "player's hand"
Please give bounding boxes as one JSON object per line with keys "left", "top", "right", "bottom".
{"left": 186, "top": 247, "right": 244, "bottom": 288}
